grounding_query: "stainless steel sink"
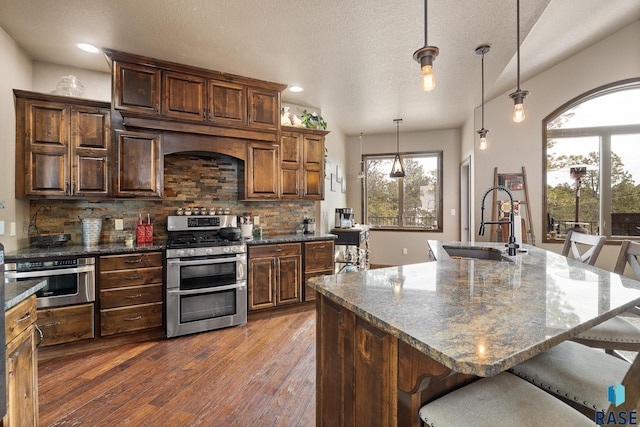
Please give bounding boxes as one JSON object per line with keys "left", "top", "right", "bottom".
{"left": 442, "top": 245, "right": 507, "bottom": 261}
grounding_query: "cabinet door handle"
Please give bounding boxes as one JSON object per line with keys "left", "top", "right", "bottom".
{"left": 125, "top": 258, "right": 142, "bottom": 264}
{"left": 274, "top": 248, "right": 283, "bottom": 252}
{"left": 315, "top": 245, "right": 326, "bottom": 249}
{"left": 35, "top": 324, "right": 44, "bottom": 349}
{"left": 124, "top": 294, "right": 142, "bottom": 299}
{"left": 124, "top": 316, "right": 142, "bottom": 322}
{"left": 15, "top": 311, "right": 31, "bottom": 324}
{"left": 125, "top": 275, "right": 142, "bottom": 280}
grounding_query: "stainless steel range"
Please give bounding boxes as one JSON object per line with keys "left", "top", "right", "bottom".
{"left": 165, "top": 215, "right": 247, "bottom": 338}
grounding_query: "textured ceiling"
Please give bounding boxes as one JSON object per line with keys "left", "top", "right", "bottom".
{"left": 1, "top": 0, "right": 639, "bottom": 135}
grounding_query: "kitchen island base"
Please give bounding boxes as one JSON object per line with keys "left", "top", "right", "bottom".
{"left": 316, "top": 294, "right": 476, "bottom": 427}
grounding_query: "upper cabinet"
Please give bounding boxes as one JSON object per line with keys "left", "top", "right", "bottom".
{"left": 104, "top": 49, "right": 285, "bottom": 141}
{"left": 280, "top": 127, "right": 329, "bottom": 200}
{"left": 14, "top": 90, "right": 111, "bottom": 198}
{"left": 114, "top": 129, "right": 163, "bottom": 198}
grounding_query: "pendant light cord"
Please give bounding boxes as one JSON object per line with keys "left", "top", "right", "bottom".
{"left": 516, "top": 0, "right": 521, "bottom": 90}
{"left": 424, "top": 0, "right": 428, "bottom": 46}
{"left": 396, "top": 121, "right": 400, "bottom": 152}
{"left": 481, "top": 52, "right": 485, "bottom": 129}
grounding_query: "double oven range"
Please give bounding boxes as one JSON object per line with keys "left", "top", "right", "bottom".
{"left": 165, "top": 215, "right": 247, "bottom": 338}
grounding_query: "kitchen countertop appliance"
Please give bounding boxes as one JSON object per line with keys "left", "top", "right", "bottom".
{"left": 165, "top": 215, "right": 247, "bottom": 338}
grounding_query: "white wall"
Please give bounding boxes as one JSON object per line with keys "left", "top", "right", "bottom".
{"left": 32, "top": 61, "right": 111, "bottom": 101}
{"left": 345, "top": 128, "right": 461, "bottom": 266}
{"left": 471, "top": 21, "right": 640, "bottom": 271}
{"left": 0, "top": 27, "right": 33, "bottom": 251}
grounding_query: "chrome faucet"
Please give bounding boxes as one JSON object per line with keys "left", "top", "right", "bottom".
{"left": 479, "top": 185, "right": 519, "bottom": 256}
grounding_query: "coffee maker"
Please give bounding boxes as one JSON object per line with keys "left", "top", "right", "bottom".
{"left": 334, "top": 208, "right": 354, "bottom": 229}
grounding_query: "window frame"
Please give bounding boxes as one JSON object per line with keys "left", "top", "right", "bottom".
{"left": 542, "top": 78, "right": 640, "bottom": 244}
{"left": 362, "top": 150, "right": 443, "bottom": 232}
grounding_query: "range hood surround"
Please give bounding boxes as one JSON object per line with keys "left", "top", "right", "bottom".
{"left": 162, "top": 132, "right": 248, "bottom": 161}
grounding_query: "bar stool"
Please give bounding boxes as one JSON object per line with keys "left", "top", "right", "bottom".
{"left": 418, "top": 372, "right": 593, "bottom": 426}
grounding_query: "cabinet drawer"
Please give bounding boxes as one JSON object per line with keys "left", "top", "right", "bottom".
{"left": 100, "top": 302, "right": 163, "bottom": 336}
{"left": 100, "top": 284, "right": 163, "bottom": 309}
{"left": 37, "top": 303, "right": 94, "bottom": 347}
{"left": 6, "top": 295, "right": 37, "bottom": 345}
{"left": 249, "top": 243, "right": 301, "bottom": 259}
{"left": 304, "top": 241, "right": 334, "bottom": 271}
{"left": 100, "top": 252, "right": 163, "bottom": 271}
{"left": 100, "top": 266, "right": 163, "bottom": 289}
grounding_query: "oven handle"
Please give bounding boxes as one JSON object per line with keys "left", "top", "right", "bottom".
{"left": 167, "top": 255, "right": 246, "bottom": 267}
{"left": 5, "top": 264, "right": 95, "bottom": 279}
{"left": 167, "top": 281, "right": 247, "bottom": 296}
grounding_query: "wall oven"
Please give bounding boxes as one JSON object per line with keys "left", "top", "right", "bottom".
{"left": 4, "top": 257, "right": 95, "bottom": 309}
{"left": 166, "top": 215, "right": 247, "bottom": 338}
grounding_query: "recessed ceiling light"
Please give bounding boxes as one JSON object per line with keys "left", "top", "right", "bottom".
{"left": 289, "top": 86, "right": 304, "bottom": 93}
{"left": 77, "top": 43, "right": 99, "bottom": 53}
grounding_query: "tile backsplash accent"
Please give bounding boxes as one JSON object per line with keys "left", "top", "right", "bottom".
{"left": 29, "top": 153, "right": 315, "bottom": 245}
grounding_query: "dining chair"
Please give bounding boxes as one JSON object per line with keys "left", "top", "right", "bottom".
{"left": 567, "top": 236, "right": 640, "bottom": 356}
{"left": 418, "top": 371, "right": 594, "bottom": 426}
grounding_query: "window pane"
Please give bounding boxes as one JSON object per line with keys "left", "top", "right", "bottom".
{"left": 549, "top": 88, "right": 640, "bottom": 129}
{"left": 546, "top": 136, "right": 599, "bottom": 235}
{"left": 402, "top": 155, "right": 439, "bottom": 229}
{"left": 365, "top": 157, "right": 399, "bottom": 227}
{"left": 611, "top": 133, "right": 640, "bottom": 236}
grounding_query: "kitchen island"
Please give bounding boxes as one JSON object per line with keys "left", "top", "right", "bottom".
{"left": 307, "top": 241, "right": 640, "bottom": 426}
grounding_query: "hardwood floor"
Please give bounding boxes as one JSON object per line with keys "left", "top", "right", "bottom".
{"left": 38, "top": 309, "right": 316, "bottom": 426}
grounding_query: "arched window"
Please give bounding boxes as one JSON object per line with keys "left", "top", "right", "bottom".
{"left": 544, "top": 78, "right": 640, "bottom": 242}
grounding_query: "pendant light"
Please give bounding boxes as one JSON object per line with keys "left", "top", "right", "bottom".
{"left": 509, "top": 0, "right": 529, "bottom": 123}
{"left": 390, "top": 119, "right": 405, "bottom": 178}
{"left": 413, "top": 0, "right": 439, "bottom": 91}
{"left": 476, "top": 45, "right": 490, "bottom": 151}
{"left": 357, "top": 133, "right": 365, "bottom": 179}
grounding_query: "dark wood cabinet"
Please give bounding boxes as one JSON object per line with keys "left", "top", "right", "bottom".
{"left": 248, "top": 87, "right": 280, "bottom": 131}
{"left": 99, "top": 252, "right": 164, "bottom": 337}
{"left": 208, "top": 80, "right": 247, "bottom": 126}
{"left": 114, "top": 130, "right": 163, "bottom": 198}
{"left": 280, "top": 127, "right": 328, "bottom": 200}
{"left": 112, "top": 61, "right": 161, "bottom": 115}
{"left": 162, "top": 70, "right": 206, "bottom": 121}
{"left": 317, "top": 295, "right": 398, "bottom": 427}
{"left": 243, "top": 141, "right": 279, "bottom": 199}
{"left": 14, "top": 90, "right": 111, "bottom": 198}
{"left": 303, "top": 240, "right": 334, "bottom": 301}
{"left": 5, "top": 295, "right": 39, "bottom": 427}
{"left": 36, "top": 304, "right": 94, "bottom": 347}
{"left": 248, "top": 243, "right": 302, "bottom": 311}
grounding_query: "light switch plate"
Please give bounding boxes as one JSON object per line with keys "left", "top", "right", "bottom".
{"left": 0, "top": 221, "right": 4, "bottom": 236}
{"left": 10, "top": 222, "right": 15, "bottom": 236}
{"left": 115, "top": 219, "right": 124, "bottom": 230}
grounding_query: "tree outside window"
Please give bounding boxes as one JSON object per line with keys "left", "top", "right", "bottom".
{"left": 364, "top": 152, "right": 442, "bottom": 231}
{"left": 544, "top": 80, "right": 640, "bottom": 241}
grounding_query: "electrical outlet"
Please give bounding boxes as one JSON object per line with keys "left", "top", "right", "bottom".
{"left": 402, "top": 248, "right": 408, "bottom": 255}
{"left": 0, "top": 221, "right": 4, "bottom": 236}
{"left": 451, "top": 208, "right": 456, "bottom": 216}
{"left": 253, "top": 215, "right": 260, "bottom": 226}
{"left": 115, "top": 219, "right": 124, "bottom": 230}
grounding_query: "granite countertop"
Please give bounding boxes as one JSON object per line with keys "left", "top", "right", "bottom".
{"left": 307, "top": 240, "right": 640, "bottom": 377}
{"left": 5, "top": 279, "right": 47, "bottom": 311}
{"left": 246, "top": 233, "right": 336, "bottom": 246}
{"left": 5, "top": 234, "right": 337, "bottom": 260}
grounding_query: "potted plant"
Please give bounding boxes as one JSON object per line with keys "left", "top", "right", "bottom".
{"left": 300, "top": 109, "right": 327, "bottom": 130}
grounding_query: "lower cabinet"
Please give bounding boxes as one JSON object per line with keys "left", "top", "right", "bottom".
{"left": 36, "top": 303, "right": 94, "bottom": 347}
{"left": 248, "top": 243, "right": 302, "bottom": 311}
{"left": 5, "top": 295, "right": 39, "bottom": 427}
{"left": 99, "top": 252, "right": 164, "bottom": 336}
{"left": 303, "top": 240, "right": 334, "bottom": 302}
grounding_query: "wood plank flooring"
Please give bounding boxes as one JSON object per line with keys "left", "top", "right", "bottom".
{"left": 38, "top": 309, "right": 316, "bottom": 426}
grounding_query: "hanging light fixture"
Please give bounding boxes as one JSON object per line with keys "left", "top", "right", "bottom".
{"left": 390, "top": 119, "right": 405, "bottom": 178}
{"left": 509, "top": 0, "right": 529, "bottom": 123}
{"left": 476, "top": 45, "right": 490, "bottom": 151}
{"left": 413, "top": 0, "right": 439, "bottom": 91}
{"left": 357, "top": 133, "right": 365, "bottom": 179}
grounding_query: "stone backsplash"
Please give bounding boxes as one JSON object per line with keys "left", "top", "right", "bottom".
{"left": 29, "top": 153, "right": 316, "bottom": 245}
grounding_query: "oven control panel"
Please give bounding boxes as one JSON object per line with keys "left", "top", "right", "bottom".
{"left": 168, "top": 215, "right": 237, "bottom": 231}
{"left": 9, "top": 257, "right": 95, "bottom": 272}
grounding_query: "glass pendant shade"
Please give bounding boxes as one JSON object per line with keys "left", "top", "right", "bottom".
{"left": 421, "top": 65, "right": 436, "bottom": 91}
{"left": 513, "top": 102, "right": 525, "bottom": 123}
{"left": 390, "top": 154, "right": 405, "bottom": 178}
{"left": 390, "top": 119, "right": 405, "bottom": 178}
{"left": 510, "top": 0, "right": 529, "bottom": 123}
